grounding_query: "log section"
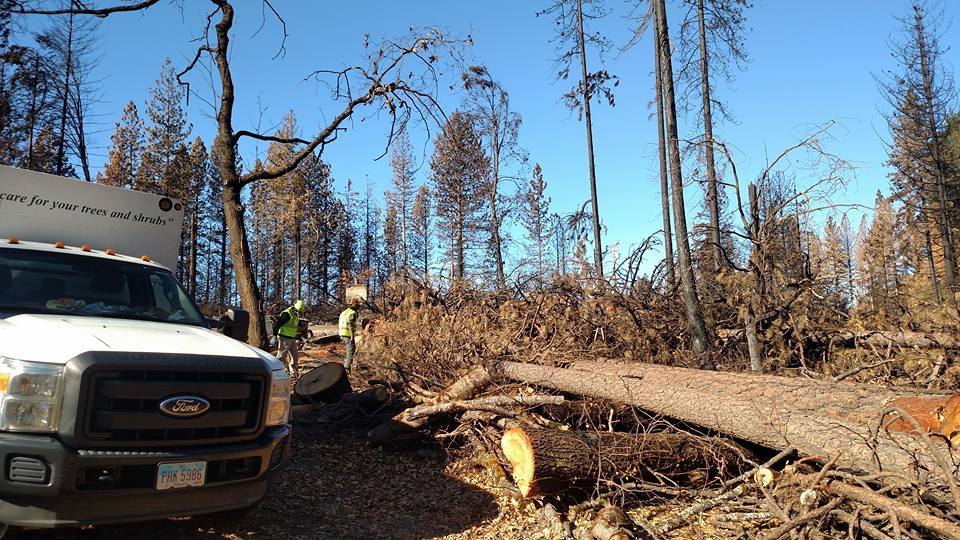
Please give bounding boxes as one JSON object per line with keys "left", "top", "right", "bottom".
{"left": 501, "top": 427, "right": 744, "bottom": 498}
{"left": 499, "top": 361, "right": 960, "bottom": 488}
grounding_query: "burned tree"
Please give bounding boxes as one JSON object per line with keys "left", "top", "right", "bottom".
{"left": 652, "top": 10, "right": 675, "bottom": 289}
{"left": 676, "top": 0, "right": 750, "bottom": 272}
{"left": 462, "top": 65, "right": 521, "bottom": 290}
{"left": 879, "top": 1, "right": 958, "bottom": 308}
{"left": 430, "top": 111, "right": 487, "bottom": 282}
{"left": 652, "top": 0, "right": 712, "bottom": 363}
{"left": 539, "top": 0, "right": 617, "bottom": 278}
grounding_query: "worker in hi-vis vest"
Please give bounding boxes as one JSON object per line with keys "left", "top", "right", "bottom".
{"left": 339, "top": 297, "right": 361, "bottom": 372}
{"left": 275, "top": 299, "right": 305, "bottom": 375}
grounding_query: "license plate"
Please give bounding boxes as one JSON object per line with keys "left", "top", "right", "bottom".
{"left": 156, "top": 461, "right": 206, "bottom": 491}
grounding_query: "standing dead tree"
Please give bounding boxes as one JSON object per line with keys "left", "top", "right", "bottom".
{"left": 676, "top": 0, "right": 750, "bottom": 272}
{"left": 879, "top": 1, "right": 958, "bottom": 309}
{"left": 652, "top": 11, "right": 675, "bottom": 290}
{"left": 34, "top": 7, "right": 101, "bottom": 180}
{"left": 462, "top": 64, "right": 521, "bottom": 290}
{"left": 652, "top": 0, "right": 712, "bottom": 364}
{"left": 17, "top": 1, "right": 463, "bottom": 347}
{"left": 539, "top": 0, "right": 617, "bottom": 279}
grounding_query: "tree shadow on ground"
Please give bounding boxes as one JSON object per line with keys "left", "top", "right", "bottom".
{"left": 13, "top": 415, "right": 499, "bottom": 540}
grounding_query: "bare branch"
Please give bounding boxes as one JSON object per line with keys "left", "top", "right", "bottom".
{"left": 15, "top": 0, "right": 160, "bottom": 17}
{"left": 255, "top": 0, "right": 287, "bottom": 60}
{"left": 233, "top": 130, "right": 310, "bottom": 146}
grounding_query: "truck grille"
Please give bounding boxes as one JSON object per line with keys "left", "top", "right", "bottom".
{"left": 82, "top": 370, "right": 265, "bottom": 445}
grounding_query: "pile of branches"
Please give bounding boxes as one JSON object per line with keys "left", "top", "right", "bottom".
{"left": 368, "top": 276, "right": 690, "bottom": 384}
{"left": 348, "top": 284, "right": 960, "bottom": 538}
{"left": 527, "top": 449, "right": 960, "bottom": 540}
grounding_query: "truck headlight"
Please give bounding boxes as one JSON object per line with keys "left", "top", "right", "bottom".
{"left": 0, "top": 358, "right": 64, "bottom": 432}
{"left": 266, "top": 370, "right": 290, "bottom": 426}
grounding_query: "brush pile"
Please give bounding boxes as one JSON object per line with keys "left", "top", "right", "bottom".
{"left": 303, "top": 280, "right": 960, "bottom": 539}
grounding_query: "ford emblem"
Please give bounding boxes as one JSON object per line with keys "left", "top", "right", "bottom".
{"left": 159, "top": 396, "right": 211, "bottom": 418}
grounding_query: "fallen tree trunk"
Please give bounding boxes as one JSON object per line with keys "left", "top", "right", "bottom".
{"left": 500, "top": 427, "right": 745, "bottom": 498}
{"left": 366, "top": 365, "right": 491, "bottom": 446}
{"left": 498, "top": 361, "right": 960, "bottom": 489}
{"left": 718, "top": 328, "right": 960, "bottom": 350}
{"left": 815, "top": 330, "right": 960, "bottom": 350}
{"left": 567, "top": 360, "right": 960, "bottom": 435}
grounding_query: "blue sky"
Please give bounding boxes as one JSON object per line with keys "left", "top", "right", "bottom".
{"left": 21, "top": 1, "right": 960, "bottom": 270}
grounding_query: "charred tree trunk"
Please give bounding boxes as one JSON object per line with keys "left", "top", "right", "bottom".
{"left": 746, "top": 182, "right": 763, "bottom": 372}
{"left": 294, "top": 362, "right": 352, "bottom": 403}
{"left": 926, "top": 228, "right": 942, "bottom": 304}
{"left": 489, "top": 184, "right": 506, "bottom": 289}
{"left": 188, "top": 211, "right": 198, "bottom": 297}
{"left": 654, "top": 0, "right": 711, "bottom": 363}
{"left": 498, "top": 360, "right": 960, "bottom": 488}
{"left": 70, "top": 86, "right": 92, "bottom": 181}
{"left": 211, "top": 1, "right": 266, "bottom": 347}
{"left": 217, "top": 216, "right": 227, "bottom": 305}
{"left": 489, "top": 142, "right": 506, "bottom": 289}
{"left": 916, "top": 9, "right": 956, "bottom": 307}
{"left": 653, "top": 10, "right": 675, "bottom": 290}
{"left": 26, "top": 55, "right": 41, "bottom": 168}
{"left": 455, "top": 213, "right": 465, "bottom": 281}
{"left": 501, "top": 427, "right": 744, "bottom": 498}
{"left": 294, "top": 222, "right": 302, "bottom": 300}
{"left": 697, "top": 0, "right": 723, "bottom": 271}
{"left": 577, "top": 0, "right": 603, "bottom": 278}
{"left": 55, "top": 9, "right": 74, "bottom": 177}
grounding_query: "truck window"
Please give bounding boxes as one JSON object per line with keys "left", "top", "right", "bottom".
{"left": 0, "top": 249, "right": 206, "bottom": 327}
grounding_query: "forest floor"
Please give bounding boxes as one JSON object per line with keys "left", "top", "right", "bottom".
{"left": 9, "top": 361, "right": 554, "bottom": 540}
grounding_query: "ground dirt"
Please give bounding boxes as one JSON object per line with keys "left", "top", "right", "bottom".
{"left": 9, "top": 365, "right": 549, "bottom": 540}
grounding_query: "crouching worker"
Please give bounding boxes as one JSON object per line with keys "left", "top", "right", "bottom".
{"left": 339, "top": 297, "right": 361, "bottom": 372}
{"left": 276, "top": 299, "right": 305, "bottom": 375}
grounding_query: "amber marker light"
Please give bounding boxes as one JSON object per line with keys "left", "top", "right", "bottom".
{"left": 7, "top": 237, "right": 18, "bottom": 244}
{"left": 54, "top": 241, "right": 65, "bottom": 248}
{"left": 105, "top": 248, "right": 116, "bottom": 256}
{"left": 140, "top": 255, "right": 151, "bottom": 262}
{"left": 80, "top": 245, "right": 91, "bottom": 252}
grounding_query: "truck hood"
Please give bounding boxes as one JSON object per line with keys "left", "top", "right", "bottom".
{"left": 0, "top": 313, "right": 281, "bottom": 368}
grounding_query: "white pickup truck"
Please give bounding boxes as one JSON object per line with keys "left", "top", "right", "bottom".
{"left": 0, "top": 166, "right": 291, "bottom": 531}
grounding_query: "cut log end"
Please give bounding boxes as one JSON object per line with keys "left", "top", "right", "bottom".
{"left": 294, "top": 362, "right": 352, "bottom": 403}
{"left": 885, "top": 392, "right": 960, "bottom": 444}
{"left": 501, "top": 427, "right": 535, "bottom": 497}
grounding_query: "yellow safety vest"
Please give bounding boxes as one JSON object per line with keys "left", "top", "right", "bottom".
{"left": 338, "top": 308, "right": 356, "bottom": 338}
{"left": 278, "top": 307, "right": 299, "bottom": 338}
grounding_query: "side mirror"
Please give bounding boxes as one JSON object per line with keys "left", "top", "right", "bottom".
{"left": 205, "top": 317, "right": 225, "bottom": 330}
{"left": 220, "top": 308, "right": 250, "bottom": 342}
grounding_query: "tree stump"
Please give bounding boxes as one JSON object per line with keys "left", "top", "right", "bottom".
{"left": 294, "top": 362, "right": 352, "bottom": 403}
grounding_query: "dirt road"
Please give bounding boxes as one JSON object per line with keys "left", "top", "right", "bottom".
{"left": 11, "top": 415, "right": 503, "bottom": 540}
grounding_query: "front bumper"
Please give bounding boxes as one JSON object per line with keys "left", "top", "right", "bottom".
{"left": 0, "top": 425, "right": 291, "bottom": 527}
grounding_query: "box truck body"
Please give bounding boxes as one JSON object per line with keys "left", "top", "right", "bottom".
{"left": 0, "top": 166, "right": 184, "bottom": 269}
{"left": 0, "top": 166, "right": 291, "bottom": 530}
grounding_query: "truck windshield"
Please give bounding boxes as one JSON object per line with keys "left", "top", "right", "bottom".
{"left": 0, "top": 249, "right": 206, "bottom": 327}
